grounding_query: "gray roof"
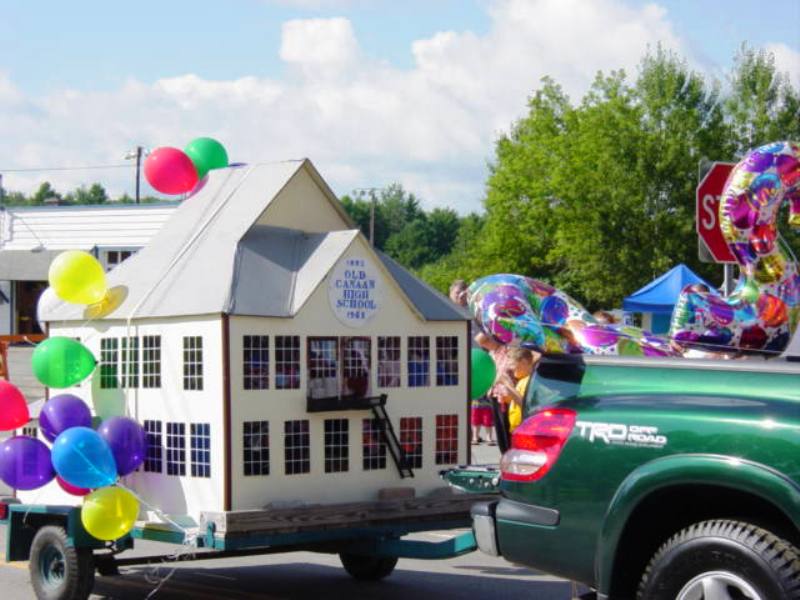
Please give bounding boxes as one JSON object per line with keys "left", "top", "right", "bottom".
{"left": 377, "top": 252, "right": 468, "bottom": 321}
{"left": 0, "top": 249, "right": 65, "bottom": 280}
{"left": 228, "top": 225, "right": 358, "bottom": 317}
{"left": 38, "top": 159, "right": 467, "bottom": 323}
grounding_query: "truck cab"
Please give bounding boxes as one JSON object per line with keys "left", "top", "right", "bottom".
{"left": 472, "top": 329, "right": 800, "bottom": 599}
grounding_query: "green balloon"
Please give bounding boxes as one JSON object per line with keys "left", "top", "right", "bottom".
{"left": 184, "top": 137, "right": 229, "bottom": 179}
{"left": 32, "top": 337, "right": 97, "bottom": 388}
{"left": 471, "top": 348, "right": 497, "bottom": 400}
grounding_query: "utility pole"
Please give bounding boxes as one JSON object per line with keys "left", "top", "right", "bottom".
{"left": 134, "top": 146, "right": 142, "bottom": 204}
{"left": 352, "top": 187, "right": 384, "bottom": 247}
{"left": 124, "top": 146, "right": 144, "bottom": 204}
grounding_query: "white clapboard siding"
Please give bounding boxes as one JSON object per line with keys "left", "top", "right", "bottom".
{"left": 0, "top": 204, "right": 178, "bottom": 250}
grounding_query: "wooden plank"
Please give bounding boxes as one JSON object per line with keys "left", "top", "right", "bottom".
{"left": 200, "top": 493, "right": 496, "bottom": 537}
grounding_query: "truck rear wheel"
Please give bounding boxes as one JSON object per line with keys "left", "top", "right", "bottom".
{"left": 637, "top": 519, "right": 800, "bottom": 600}
{"left": 339, "top": 553, "right": 398, "bottom": 581}
{"left": 29, "top": 525, "right": 95, "bottom": 600}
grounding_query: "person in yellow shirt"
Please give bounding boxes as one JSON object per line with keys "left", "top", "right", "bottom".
{"left": 500, "top": 348, "right": 540, "bottom": 433}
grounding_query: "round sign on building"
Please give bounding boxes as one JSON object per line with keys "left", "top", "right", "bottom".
{"left": 328, "top": 256, "right": 383, "bottom": 327}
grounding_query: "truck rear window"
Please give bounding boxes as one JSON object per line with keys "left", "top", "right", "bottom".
{"left": 525, "top": 356, "right": 585, "bottom": 414}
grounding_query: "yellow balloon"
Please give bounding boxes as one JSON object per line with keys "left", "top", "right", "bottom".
{"left": 48, "top": 250, "right": 108, "bottom": 305}
{"left": 81, "top": 486, "right": 139, "bottom": 541}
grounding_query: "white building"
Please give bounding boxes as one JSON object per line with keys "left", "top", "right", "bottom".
{"left": 0, "top": 202, "right": 178, "bottom": 335}
{"left": 28, "top": 160, "right": 469, "bottom": 525}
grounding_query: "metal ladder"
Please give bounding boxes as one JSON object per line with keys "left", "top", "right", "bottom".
{"left": 369, "top": 395, "right": 414, "bottom": 479}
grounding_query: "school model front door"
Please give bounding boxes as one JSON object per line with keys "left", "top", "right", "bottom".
{"left": 15, "top": 281, "right": 47, "bottom": 334}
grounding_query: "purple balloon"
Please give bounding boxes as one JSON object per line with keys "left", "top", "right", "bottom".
{"left": 98, "top": 417, "right": 146, "bottom": 476}
{"left": 579, "top": 326, "right": 619, "bottom": 348}
{"left": 39, "top": 394, "right": 92, "bottom": 443}
{"left": 540, "top": 296, "right": 569, "bottom": 326}
{"left": 0, "top": 436, "right": 55, "bottom": 490}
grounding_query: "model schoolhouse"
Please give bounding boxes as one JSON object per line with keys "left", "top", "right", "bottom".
{"left": 30, "top": 160, "right": 469, "bottom": 524}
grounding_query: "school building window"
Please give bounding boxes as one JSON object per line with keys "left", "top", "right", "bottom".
{"left": 436, "top": 336, "right": 459, "bottom": 386}
{"left": 307, "top": 337, "right": 338, "bottom": 399}
{"left": 400, "top": 416, "right": 423, "bottom": 469}
{"left": 324, "top": 418, "right": 349, "bottom": 473}
{"left": 407, "top": 337, "right": 430, "bottom": 387}
{"left": 243, "top": 336, "right": 269, "bottom": 390}
{"left": 377, "top": 336, "right": 401, "bottom": 388}
{"left": 275, "top": 336, "right": 300, "bottom": 390}
{"left": 166, "top": 422, "right": 186, "bottom": 476}
{"left": 284, "top": 420, "right": 310, "bottom": 475}
{"left": 100, "top": 338, "right": 119, "bottom": 389}
{"left": 144, "top": 420, "right": 163, "bottom": 473}
{"left": 183, "top": 336, "right": 204, "bottom": 391}
{"left": 143, "top": 335, "right": 162, "bottom": 388}
{"left": 341, "top": 337, "right": 370, "bottom": 398}
{"left": 121, "top": 337, "right": 139, "bottom": 389}
{"left": 308, "top": 337, "right": 372, "bottom": 400}
{"left": 362, "top": 419, "right": 386, "bottom": 471}
{"left": 243, "top": 421, "right": 270, "bottom": 476}
{"left": 435, "top": 414, "right": 459, "bottom": 465}
{"left": 190, "top": 423, "right": 211, "bottom": 478}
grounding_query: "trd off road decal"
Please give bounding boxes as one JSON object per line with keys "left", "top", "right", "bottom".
{"left": 575, "top": 421, "right": 667, "bottom": 449}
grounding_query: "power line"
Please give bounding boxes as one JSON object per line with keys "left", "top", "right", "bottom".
{"left": 0, "top": 163, "right": 133, "bottom": 173}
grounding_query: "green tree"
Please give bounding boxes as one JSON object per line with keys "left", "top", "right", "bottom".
{"left": 64, "top": 183, "right": 109, "bottom": 205}
{"left": 30, "top": 182, "right": 61, "bottom": 205}
{"left": 0, "top": 191, "right": 28, "bottom": 206}
{"left": 479, "top": 77, "right": 572, "bottom": 280}
{"left": 726, "top": 44, "right": 800, "bottom": 154}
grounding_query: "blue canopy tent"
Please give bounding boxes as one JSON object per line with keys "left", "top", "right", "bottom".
{"left": 623, "top": 264, "right": 715, "bottom": 333}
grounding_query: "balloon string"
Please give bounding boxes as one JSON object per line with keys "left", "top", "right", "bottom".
{"left": 20, "top": 486, "right": 50, "bottom": 525}
{"left": 66, "top": 443, "right": 117, "bottom": 488}
{"left": 115, "top": 481, "right": 198, "bottom": 599}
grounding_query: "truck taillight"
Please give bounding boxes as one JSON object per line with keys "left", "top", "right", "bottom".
{"left": 500, "top": 408, "right": 576, "bottom": 482}
{"left": 0, "top": 502, "right": 8, "bottom": 521}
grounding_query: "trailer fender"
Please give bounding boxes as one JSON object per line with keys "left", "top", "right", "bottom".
{"left": 5, "top": 505, "right": 107, "bottom": 562}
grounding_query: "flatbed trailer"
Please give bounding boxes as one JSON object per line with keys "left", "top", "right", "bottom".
{"left": 1, "top": 492, "right": 495, "bottom": 600}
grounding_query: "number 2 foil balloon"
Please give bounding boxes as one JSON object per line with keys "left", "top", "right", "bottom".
{"left": 670, "top": 141, "right": 800, "bottom": 353}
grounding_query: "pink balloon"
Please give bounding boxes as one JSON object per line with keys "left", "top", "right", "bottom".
{"left": 144, "top": 147, "right": 199, "bottom": 195}
{"left": 56, "top": 475, "right": 90, "bottom": 496}
{"left": 0, "top": 380, "right": 29, "bottom": 431}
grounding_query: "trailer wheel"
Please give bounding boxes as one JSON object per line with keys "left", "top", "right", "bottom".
{"left": 339, "top": 553, "right": 398, "bottom": 581}
{"left": 29, "top": 526, "right": 95, "bottom": 600}
{"left": 636, "top": 519, "right": 800, "bottom": 600}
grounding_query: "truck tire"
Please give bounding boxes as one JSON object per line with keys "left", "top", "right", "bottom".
{"left": 29, "top": 525, "right": 95, "bottom": 600}
{"left": 637, "top": 519, "right": 800, "bottom": 600}
{"left": 339, "top": 553, "right": 398, "bottom": 581}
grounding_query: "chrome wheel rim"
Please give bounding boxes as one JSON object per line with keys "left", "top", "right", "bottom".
{"left": 677, "top": 571, "right": 762, "bottom": 600}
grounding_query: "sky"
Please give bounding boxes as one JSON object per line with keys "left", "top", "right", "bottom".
{"left": 0, "top": 0, "right": 798, "bottom": 212}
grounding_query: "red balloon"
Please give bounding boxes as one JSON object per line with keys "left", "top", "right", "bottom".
{"left": 0, "top": 380, "right": 29, "bottom": 431}
{"left": 144, "top": 147, "right": 199, "bottom": 195}
{"left": 56, "top": 475, "right": 90, "bottom": 496}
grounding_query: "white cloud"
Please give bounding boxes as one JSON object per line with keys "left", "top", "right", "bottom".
{"left": 766, "top": 42, "right": 800, "bottom": 90}
{"left": 280, "top": 17, "right": 360, "bottom": 69}
{"left": 0, "top": 1, "right": 714, "bottom": 212}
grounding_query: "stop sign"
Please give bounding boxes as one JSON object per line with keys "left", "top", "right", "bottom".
{"left": 697, "top": 162, "right": 736, "bottom": 263}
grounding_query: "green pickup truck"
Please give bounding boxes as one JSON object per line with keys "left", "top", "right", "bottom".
{"left": 470, "top": 331, "right": 800, "bottom": 599}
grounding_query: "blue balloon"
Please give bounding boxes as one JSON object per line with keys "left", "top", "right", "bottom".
{"left": 51, "top": 427, "right": 117, "bottom": 489}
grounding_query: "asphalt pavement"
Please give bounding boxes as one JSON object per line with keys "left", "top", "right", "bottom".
{"left": 0, "top": 524, "right": 587, "bottom": 600}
